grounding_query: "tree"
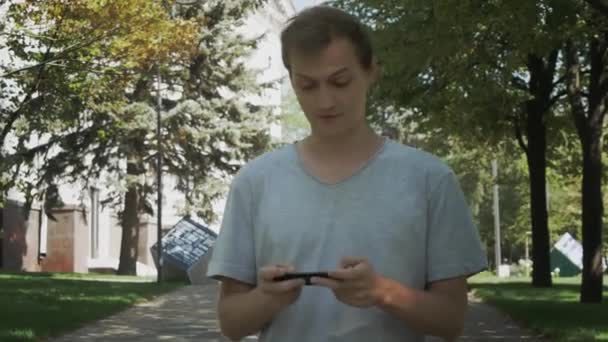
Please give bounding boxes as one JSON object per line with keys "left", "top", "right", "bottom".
{"left": 278, "top": 81, "right": 310, "bottom": 144}
{"left": 2, "top": 0, "right": 202, "bottom": 274}
{"left": 584, "top": 0, "right": 608, "bottom": 17}
{"left": 331, "top": 0, "right": 577, "bottom": 287}
{"left": 1, "top": 0, "right": 198, "bottom": 205}
{"left": 564, "top": 3, "right": 607, "bottom": 302}
{"left": 2, "top": 0, "right": 274, "bottom": 275}
{"left": 396, "top": 117, "right": 533, "bottom": 270}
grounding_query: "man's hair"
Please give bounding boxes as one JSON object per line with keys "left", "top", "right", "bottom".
{"left": 280, "top": 5, "right": 374, "bottom": 71}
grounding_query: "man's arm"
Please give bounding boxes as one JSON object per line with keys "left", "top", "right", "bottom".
{"left": 216, "top": 278, "right": 277, "bottom": 341}
{"left": 313, "top": 257, "right": 469, "bottom": 341}
{"left": 216, "top": 266, "right": 305, "bottom": 341}
{"left": 374, "top": 276, "right": 468, "bottom": 341}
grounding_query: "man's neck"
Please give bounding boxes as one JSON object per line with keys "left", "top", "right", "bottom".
{"left": 302, "top": 124, "right": 383, "bottom": 162}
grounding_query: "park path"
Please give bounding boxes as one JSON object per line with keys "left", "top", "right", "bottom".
{"left": 49, "top": 282, "right": 544, "bottom": 341}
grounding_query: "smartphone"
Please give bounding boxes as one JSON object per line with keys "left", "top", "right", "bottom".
{"left": 273, "top": 272, "right": 332, "bottom": 285}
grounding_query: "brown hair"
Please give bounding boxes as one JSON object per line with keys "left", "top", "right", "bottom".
{"left": 280, "top": 5, "right": 374, "bottom": 71}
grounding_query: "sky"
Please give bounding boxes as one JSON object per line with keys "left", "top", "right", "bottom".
{"left": 293, "top": 0, "right": 324, "bottom": 11}
{"left": 293, "top": 0, "right": 310, "bottom": 10}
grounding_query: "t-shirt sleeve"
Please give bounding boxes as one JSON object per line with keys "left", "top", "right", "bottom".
{"left": 206, "top": 170, "right": 257, "bottom": 285}
{"left": 426, "top": 170, "right": 487, "bottom": 283}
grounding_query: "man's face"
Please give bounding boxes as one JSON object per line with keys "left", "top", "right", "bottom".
{"left": 288, "top": 38, "right": 376, "bottom": 139}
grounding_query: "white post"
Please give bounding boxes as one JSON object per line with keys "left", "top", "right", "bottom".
{"left": 492, "top": 159, "right": 502, "bottom": 275}
{"left": 525, "top": 233, "right": 529, "bottom": 261}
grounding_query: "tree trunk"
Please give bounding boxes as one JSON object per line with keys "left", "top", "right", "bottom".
{"left": 520, "top": 53, "right": 559, "bottom": 287}
{"left": 526, "top": 109, "right": 552, "bottom": 287}
{"left": 117, "top": 160, "right": 141, "bottom": 275}
{"left": 580, "top": 123, "right": 604, "bottom": 303}
{"left": 117, "top": 77, "right": 150, "bottom": 276}
{"left": 579, "top": 33, "right": 606, "bottom": 303}
{"left": 566, "top": 37, "right": 606, "bottom": 303}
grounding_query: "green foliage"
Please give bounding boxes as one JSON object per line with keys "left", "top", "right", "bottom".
{"left": 1, "top": 0, "right": 198, "bottom": 208}
{"left": 331, "top": 0, "right": 608, "bottom": 287}
{"left": 331, "top": 0, "right": 576, "bottom": 147}
{"left": 278, "top": 82, "right": 310, "bottom": 144}
{"left": 1, "top": 0, "right": 274, "bottom": 224}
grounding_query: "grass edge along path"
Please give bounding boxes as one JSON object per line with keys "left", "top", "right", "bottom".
{"left": 0, "top": 272, "right": 184, "bottom": 342}
{"left": 469, "top": 272, "right": 608, "bottom": 342}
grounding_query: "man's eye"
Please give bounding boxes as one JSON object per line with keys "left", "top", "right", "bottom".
{"left": 333, "top": 81, "right": 350, "bottom": 88}
{"left": 332, "top": 77, "right": 351, "bottom": 88}
{"left": 300, "top": 84, "right": 316, "bottom": 91}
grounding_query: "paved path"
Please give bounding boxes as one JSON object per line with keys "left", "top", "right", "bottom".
{"left": 49, "top": 283, "right": 544, "bottom": 341}
{"left": 427, "top": 294, "right": 545, "bottom": 341}
{"left": 50, "top": 284, "right": 229, "bottom": 342}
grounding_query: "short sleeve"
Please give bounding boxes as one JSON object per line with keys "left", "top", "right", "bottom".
{"left": 426, "top": 171, "right": 487, "bottom": 283}
{"left": 206, "top": 171, "right": 257, "bottom": 285}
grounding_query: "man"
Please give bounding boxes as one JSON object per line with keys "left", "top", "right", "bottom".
{"left": 206, "top": 5, "right": 487, "bottom": 342}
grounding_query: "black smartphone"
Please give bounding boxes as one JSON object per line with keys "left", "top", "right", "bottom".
{"left": 273, "top": 272, "right": 332, "bottom": 285}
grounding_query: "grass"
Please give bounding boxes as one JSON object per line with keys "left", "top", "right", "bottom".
{"left": 0, "top": 271, "right": 184, "bottom": 341}
{"left": 469, "top": 272, "right": 608, "bottom": 342}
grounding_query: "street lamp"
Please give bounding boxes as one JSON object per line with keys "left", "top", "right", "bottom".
{"left": 156, "top": 63, "right": 163, "bottom": 284}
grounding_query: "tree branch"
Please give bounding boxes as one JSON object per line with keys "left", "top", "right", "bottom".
{"left": 511, "top": 75, "right": 529, "bottom": 92}
{"left": 565, "top": 40, "right": 589, "bottom": 141}
{"left": 547, "top": 49, "right": 560, "bottom": 76}
{"left": 585, "top": 0, "right": 608, "bottom": 17}
{"left": 0, "top": 28, "right": 118, "bottom": 79}
{"left": 600, "top": 74, "right": 608, "bottom": 99}
{"left": 2, "top": 127, "right": 99, "bottom": 167}
{"left": 588, "top": 33, "right": 608, "bottom": 127}
{"left": 547, "top": 90, "right": 568, "bottom": 110}
{"left": 552, "top": 74, "right": 567, "bottom": 88}
{"left": 0, "top": 43, "right": 54, "bottom": 147}
{"left": 0, "top": 14, "right": 93, "bottom": 148}
{"left": 513, "top": 113, "right": 529, "bottom": 155}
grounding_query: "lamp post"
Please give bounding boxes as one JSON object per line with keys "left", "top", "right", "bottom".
{"left": 156, "top": 64, "right": 163, "bottom": 284}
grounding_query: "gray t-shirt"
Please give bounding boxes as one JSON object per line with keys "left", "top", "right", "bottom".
{"left": 206, "top": 139, "right": 487, "bottom": 342}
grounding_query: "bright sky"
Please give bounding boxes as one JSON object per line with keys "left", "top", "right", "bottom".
{"left": 293, "top": 0, "right": 325, "bottom": 11}
{"left": 293, "top": 0, "right": 310, "bottom": 10}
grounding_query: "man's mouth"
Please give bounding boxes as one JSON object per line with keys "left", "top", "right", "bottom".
{"left": 319, "top": 113, "right": 341, "bottom": 119}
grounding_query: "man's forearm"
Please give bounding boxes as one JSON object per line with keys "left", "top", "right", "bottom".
{"left": 374, "top": 277, "right": 467, "bottom": 340}
{"left": 218, "top": 287, "right": 282, "bottom": 341}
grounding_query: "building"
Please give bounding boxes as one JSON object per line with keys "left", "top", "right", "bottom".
{"left": 0, "top": 0, "right": 296, "bottom": 276}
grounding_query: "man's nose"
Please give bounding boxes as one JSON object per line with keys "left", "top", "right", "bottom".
{"left": 317, "top": 85, "right": 335, "bottom": 110}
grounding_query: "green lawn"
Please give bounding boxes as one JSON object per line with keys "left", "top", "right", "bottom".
{"left": 0, "top": 272, "right": 183, "bottom": 341}
{"left": 469, "top": 272, "right": 608, "bottom": 342}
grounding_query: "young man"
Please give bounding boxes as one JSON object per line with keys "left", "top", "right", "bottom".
{"left": 206, "top": 5, "right": 487, "bottom": 342}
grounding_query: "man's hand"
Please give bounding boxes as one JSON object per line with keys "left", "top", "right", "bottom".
{"left": 311, "top": 256, "right": 385, "bottom": 308}
{"left": 216, "top": 265, "right": 305, "bottom": 341}
{"left": 257, "top": 264, "right": 306, "bottom": 311}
